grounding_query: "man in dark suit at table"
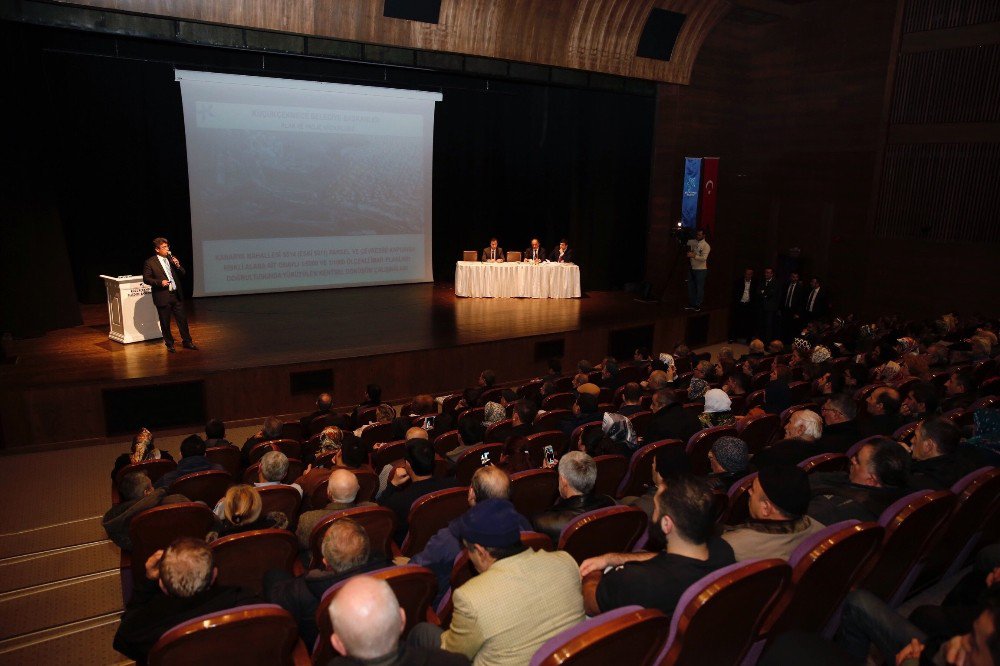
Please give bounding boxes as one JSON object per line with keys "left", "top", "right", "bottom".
{"left": 549, "top": 239, "right": 575, "bottom": 264}
{"left": 524, "top": 238, "right": 546, "bottom": 264}
{"left": 142, "top": 237, "right": 197, "bottom": 353}
{"left": 482, "top": 238, "right": 505, "bottom": 263}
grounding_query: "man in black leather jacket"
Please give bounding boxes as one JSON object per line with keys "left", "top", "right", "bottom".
{"left": 531, "top": 451, "right": 616, "bottom": 544}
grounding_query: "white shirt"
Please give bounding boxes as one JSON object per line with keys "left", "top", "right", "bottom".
{"left": 808, "top": 287, "right": 820, "bottom": 312}
{"left": 158, "top": 255, "right": 176, "bottom": 291}
{"left": 741, "top": 280, "right": 752, "bottom": 304}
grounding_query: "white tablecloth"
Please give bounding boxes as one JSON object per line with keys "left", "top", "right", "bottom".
{"left": 454, "top": 261, "right": 581, "bottom": 298}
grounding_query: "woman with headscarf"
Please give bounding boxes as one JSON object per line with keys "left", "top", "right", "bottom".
{"left": 965, "top": 408, "right": 1000, "bottom": 465}
{"left": 763, "top": 365, "right": 793, "bottom": 415}
{"left": 111, "top": 427, "right": 174, "bottom": 480}
{"left": 700, "top": 389, "right": 736, "bottom": 428}
{"left": 600, "top": 412, "right": 637, "bottom": 454}
{"left": 687, "top": 377, "right": 709, "bottom": 402}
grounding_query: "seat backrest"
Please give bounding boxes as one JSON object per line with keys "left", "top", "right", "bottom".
{"left": 892, "top": 421, "right": 918, "bottom": 442}
{"left": 308, "top": 413, "right": 345, "bottom": 436}
{"left": 854, "top": 383, "right": 887, "bottom": 415}
{"left": 355, "top": 405, "right": 380, "bottom": 427}
{"left": 204, "top": 446, "right": 241, "bottom": 480}
{"left": 970, "top": 395, "right": 999, "bottom": 411}
{"left": 313, "top": 565, "right": 437, "bottom": 665}
{"left": 919, "top": 468, "right": 1000, "bottom": 585}
{"left": 592, "top": 455, "right": 628, "bottom": 498}
{"left": 787, "top": 381, "right": 811, "bottom": 404}
{"left": 260, "top": 439, "right": 302, "bottom": 463}
{"left": 210, "top": 529, "right": 299, "bottom": 596}
{"left": 529, "top": 606, "right": 669, "bottom": 666}
{"left": 401, "top": 487, "right": 470, "bottom": 557}
{"left": 685, "top": 425, "right": 738, "bottom": 476}
{"left": 533, "top": 409, "right": 572, "bottom": 433}
{"left": 257, "top": 485, "right": 303, "bottom": 529}
{"left": 845, "top": 436, "right": 884, "bottom": 460}
{"left": 626, "top": 411, "right": 653, "bottom": 437}
{"left": 168, "top": 470, "right": 233, "bottom": 507}
{"left": 360, "top": 422, "right": 396, "bottom": 450}
{"left": 280, "top": 421, "right": 305, "bottom": 443}
{"left": 542, "top": 392, "right": 576, "bottom": 411}
{"left": 554, "top": 376, "right": 575, "bottom": 392}
{"left": 509, "top": 469, "right": 560, "bottom": 519}
{"left": 570, "top": 421, "right": 604, "bottom": 448}
{"left": 485, "top": 418, "right": 515, "bottom": 444}
{"left": 309, "top": 506, "right": 398, "bottom": 566}
{"left": 736, "top": 413, "right": 780, "bottom": 454}
{"left": 523, "top": 430, "right": 571, "bottom": 467}
{"left": 798, "top": 452, "right": 850, "bottom": 474}
{"left": 149, "top": 604, "right": 304, "bottom": 666}
{"left": 128, "top": 503, "right": 217, "bottom": 587}
{"left": 558, "top": 506, "right": 648, "bottom": 564}
{"left": 745, "top": 389, "right": 765, "bottom": 411}
{"left": 353, "top": 469, "right": 378, "bottom": 504}
{"left": 724, "top": 473, "right": 757, "bottom": 526}
{"left": 456, "top": 407, "right": 485, "bottom": 432}
{"left": 454, "top": 443, "right": 503, "bottom": 486}
{"left": 115, "top": 458, "right": 177, "bottom": 487}
{"left": 370, "top": 440, "right": 407, "bottom": 471}
{"left": 518, "top": 379, "right": 544, "bottom": 401}
{"left": 761, "top": 521, "right": 884, "bottom": 641}
{"left": 480, "top": 387, "right": 506, "bottom": 405}
{"left": 616, "top": 439, "right": 683, "bottom": 498}
{"left": 861, "top": 489, "right": 957, "bottom": 604}
{"left": 656, "top": 559, "right": 790, "bottom": 666}
{"left": 433, "top": 430, "right": 462, "bottom": 455}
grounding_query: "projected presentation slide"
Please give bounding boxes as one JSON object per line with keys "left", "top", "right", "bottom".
{"left": 175, "top": 70, "right": 442, "bottom": 297}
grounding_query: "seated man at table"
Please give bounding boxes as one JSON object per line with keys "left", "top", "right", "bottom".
{"left": 549, "top": 239, "right": 574, "bottom": 264}
{"left": 482, "top": 238, "right": 504, "bottom": 263}
{"left": 523, "top": 238, "right": 546, "bottom": 264}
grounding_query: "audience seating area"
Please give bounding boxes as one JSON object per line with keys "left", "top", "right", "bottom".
{"left": 104, "top": 313, "right": 1000, "bottom": 665}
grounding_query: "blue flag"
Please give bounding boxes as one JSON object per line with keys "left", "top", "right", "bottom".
{"left": 681, "top": 157, "right": 701, "bottom": 229}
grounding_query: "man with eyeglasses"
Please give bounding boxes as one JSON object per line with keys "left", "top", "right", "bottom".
{"left": 817, "top": 393, "right": 862, "bottom": 454}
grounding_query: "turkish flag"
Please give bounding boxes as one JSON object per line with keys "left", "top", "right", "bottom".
{"left": 698, "top": 157, "right": 719, "bottom": 235}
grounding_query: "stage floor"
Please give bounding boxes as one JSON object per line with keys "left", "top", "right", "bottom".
{"left": 3, "top": 283, "right": 692, "bottom": 387}
{"left": 1, "top": 283, "right": 725, "bottom": 448}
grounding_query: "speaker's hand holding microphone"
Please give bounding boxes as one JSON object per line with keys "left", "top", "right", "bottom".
{"left": 167, "top": 252, "right": 181, "bottom": 269}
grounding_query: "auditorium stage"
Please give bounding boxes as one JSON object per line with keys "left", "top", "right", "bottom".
{"left": 0, "top": 283, "right": 727, "bottom": 450}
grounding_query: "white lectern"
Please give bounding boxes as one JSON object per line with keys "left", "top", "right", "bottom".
{"left": 99, "top": 275, "right": 162, "bottom": 343}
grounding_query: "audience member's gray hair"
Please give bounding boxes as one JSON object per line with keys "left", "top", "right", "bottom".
{"left": 119, "top": 472, "right": 152, "bottom": 501}
{"left": 329, "top": 577, "right": 402, "bottom": 660}
{"left": 825, "top": 393, "right": 857, "bottom": 420}
{"left": 792, "top": 409, "right": 824, "bottom": 440}
{"left": 159, "top": 538, "right": 214, "bottom": 598}
{"left": 322, "top": 519, "right": 370, "bottom": 574}
{"left": 558, "top": 451, "right": 597, "bottom": 495}
{"left": 259, "top": 451, "right": 289, "bottom": 482}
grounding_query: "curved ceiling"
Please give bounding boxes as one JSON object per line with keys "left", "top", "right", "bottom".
{"left": 55, "top": 0, "right": 731, "bottom": 83}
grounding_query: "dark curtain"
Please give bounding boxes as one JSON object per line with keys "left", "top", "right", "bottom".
{"left": 1, "top": 21, "right": 653, "bottom": 335}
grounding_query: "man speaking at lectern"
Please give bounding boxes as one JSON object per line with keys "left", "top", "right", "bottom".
{"left": 143, "top": 238, "right": 197, "bottom": 353}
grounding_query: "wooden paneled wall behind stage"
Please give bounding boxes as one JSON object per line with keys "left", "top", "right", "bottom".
{"left": 40, "top": 0, "right": 729, "bottom": 83}
{"left": 646, "top": 0, "right": 1000, "bottom": 320}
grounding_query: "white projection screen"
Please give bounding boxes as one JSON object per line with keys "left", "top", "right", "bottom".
{"left": 175, "top": 70, "right": 442, "bottom": 297}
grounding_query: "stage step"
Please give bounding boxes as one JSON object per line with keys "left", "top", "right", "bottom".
{"left": 0, "top": 612, "right": 131, "bottom": 666}
{"left": 0, "top": 571, "right": 122, "bottom": 642}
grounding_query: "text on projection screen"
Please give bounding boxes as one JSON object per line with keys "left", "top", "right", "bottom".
{"left": 175, "top": 70, "right": 442, "bottom": 297}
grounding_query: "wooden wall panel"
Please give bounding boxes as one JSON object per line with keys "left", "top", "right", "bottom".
{"left": 48, "top": 0, "right": 730, "bottom": 83}
{"left": 902, "top": 0, "right": 1000, "bottom": 33}
{"left": 891, "top": 44, "right": 1000, "bottom": 124}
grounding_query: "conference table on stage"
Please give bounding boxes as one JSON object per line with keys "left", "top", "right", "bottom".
{"left": 454, "top": 261, "right": 581, "bottom": 298}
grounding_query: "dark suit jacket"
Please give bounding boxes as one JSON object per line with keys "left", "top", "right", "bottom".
{"left": 758, "top": 279, "right": 780, "bottom": 312}
{"left": 732, "top": 278, "right": 757, "bottom": 307}
{"left": 143, "top": 255, "right": 186, "bottom": 306}
{"left": 804, "top": 287, "right": 829, "bottom": 318}
{"left": 549, "top": 247, "right": 575, "bottom": 263}
{"left": 644, "top": 403, "right": 701, "bottom": 446}
{"left": 780, "top": 281, "right": 807, "bottom": 315}
{"left": 482, "top": 246, "right": 504, "bottom": 262}
{"left": 523, "top": 246, "right": 547, "bottom": 262}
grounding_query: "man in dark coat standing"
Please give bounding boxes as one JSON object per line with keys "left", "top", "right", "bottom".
{"left": 142, "top": 237, "right": 197, "bottom": 353}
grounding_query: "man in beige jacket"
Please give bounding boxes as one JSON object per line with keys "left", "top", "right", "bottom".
{"left": 409, "top": 498, "right": 585, "bottom": 666}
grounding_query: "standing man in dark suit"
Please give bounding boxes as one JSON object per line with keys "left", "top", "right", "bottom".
{"left": 549, "top": 239, "right": 575, "bottom": 264}
{"left": 780, "top": 271, "right": 807, "bottom": 342}
{"left": 757, "top": 267, "right": 779, "bottom": 342}
{"left": 524, "top": 238, "right": 546, "bottom": 264}
{"left": 803, "top": 277, "right": 829, "bottom": 323}
{"left": 730, "top": 268, "right": 756, "bottom": 343}
{"left": 142, "top": 237, "right": 197, "bottom": 353}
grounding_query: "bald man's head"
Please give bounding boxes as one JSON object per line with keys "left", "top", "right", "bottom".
{"left": 329, "top": 577, "right": 404, "bottom": 660}
{"left": 405, "top": 426, "right": 429, "bottom": 440}
{"left": 327, "top": 469, "right": 360, "bottom": 504}
{"left": 470, "top": 465, "right": 511, "bottom": 504}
